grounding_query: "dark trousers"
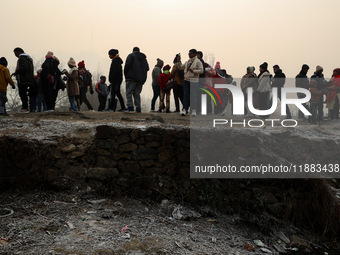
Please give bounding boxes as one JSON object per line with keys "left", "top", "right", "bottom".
{"left": 317, "top": 95, "right": 324, "bottom": 120}
{"left": 81, "top": 86, "right": 93, "bottom": 110}
{"left": 173, "top": 85, "right": 183, "bottom": 112}
{"left": 259, "top": 91, "right": 270, "bottom": 119}
{"left": 269, "top": 88, "right": 292, "bottom": 118}
{"left": 98, "top": 95, "right": 107, "bottom": 111}
{"left": 310, "top": 102, "right": 318, "bottom": 123}
{"left": 0, "top": 92, "right": 7, "bottom": 114}
{"left": 297, "top": 93, "right": 310, "bottom": 119}
{"left": 109, "top": 83, "right": 126, "bottom": 111}
{"left": 151, "top": 85, "right": 160, "bottom": 111}
{"left": 18, "top": 83, "right": 30, "bottom": 109}
{"left": 42, "top": 82, "right": 54, "bottom": 110}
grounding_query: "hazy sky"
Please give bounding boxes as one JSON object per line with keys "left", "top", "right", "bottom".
{"left": 1, "top": 0, "right": 339, "bottom": 83}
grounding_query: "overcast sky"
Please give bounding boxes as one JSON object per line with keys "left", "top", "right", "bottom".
{"left": 1, "top": 0, "right": 339, "bottom": 84}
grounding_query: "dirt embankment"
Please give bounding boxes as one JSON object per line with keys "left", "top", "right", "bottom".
{"left": 0, "top": 111, "right": 340, "bottom": 254}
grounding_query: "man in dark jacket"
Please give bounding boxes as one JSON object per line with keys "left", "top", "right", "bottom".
{"left": 124, "top": 47, "right": 149, "bottom": 112}
{"left": 108, "top": 49, "right": 126, "bottom": 111}
{"left": 271, "top": 65, "right": 292, "bottom": 118}
{"left": 13, "top": 47, "right": 34, "bottom": 112}
{"left": 311, "top": 65, "right": 327, "bottom": 121}
{"left": 295, "top": 64, "right": 310, "bottom": 119}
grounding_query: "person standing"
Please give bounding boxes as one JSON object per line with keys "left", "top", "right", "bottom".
{"left": 257, "top": 62, "right": 272, "bottom": 119}
{"left": 175, "top": 49, "right": 203, "bottom": 116}
{"left": 95, "top": 76, "right": 109, "bottom": 111}
{"left": 12, "top": 47, "right": 34, "bottom": 113}
{"left": 107, "top": 49, "right": 126, "bottom": 112}
{"left": 63, "top": 58, "right": 80, "bottom": 111}
{"left": 151, "top": 58, "right": 163, "bottom": 112}
{"left": 171, "top": 54, "right": 184, "bottom": 113}
{"left": 240, "top": 66, "right": 257, "bottom": 114}
{"left": 124, "top": 47, "right": 149, "bottom": 112}
{"left": 271, "top": 65, "right": 292, "bottom": 119}
{"left": 311, "top": 65, "right": 327, "bottom": 121}
{"left": 158, "top": 65, "right": 172, "bottom": 113}
{"left": 0, "top": 57, "right": 15, "bottom": 116}
{"left": 295, "top": 64, "right": 310, "bottom": 119}
{"left": 78, "top": 61, "right": 94, "bottom": 111}
{"left": 326, "top": 68, "right": 340, "bottom": 120}
{"left": 40, "top": 51, "right": 62, "bottom": 112}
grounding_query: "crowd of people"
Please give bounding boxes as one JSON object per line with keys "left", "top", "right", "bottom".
{"left": 0, "top": 47, "right": 339, "bottom": 122}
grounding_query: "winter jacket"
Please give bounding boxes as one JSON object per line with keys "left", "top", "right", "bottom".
{"left": 326, "top": 75, "right": 340, "bottom": 103}
{"left": 109, "top": 55, "right": 123, "bottom": 85}
{"left": 152, "top": 65, "right": 162, "bottom": 86}
{"left": 41, "top": 58, "right": 61, "bottom": 89}
{"left": 272, "top": 69, "right": 286, "bottom": 88}
{"left": 124, "top": 52, "right": 149, "bottom": 84}
{"left": 176, "top": 56, "right": 203, "bottom": 83}
{"left": 257, "top": 71, "right": 272, "bottom": 92}
{"left": 198, "top": 58, "right": 205, "bottom": 78}
{"left": 310, "top": 86, "right": 323, "bottom": 103}
{"left": 295, "top": 71, "right": 309, "bottom": 90}
{"left": 0, "top": 65, "right": 15, "bottom": 92}
{"left": 65, "top": 67, "right": 80, "bottom": 96}
{"left": 171, "top": 65, "right": 184, "bottom": 86}
{"left": 241, "top": 72, "right": 257, "bottom": 93}
{"left": 95, "top": 82, "right": 108, "bottom": 97}
{"left": 158, "top": 72, "right": 171, "bottom": 90}
{"left": 311, "top": 72, "right": 327, "bottom": 90}
{"left": 14, "top": 54, "right": 34, "bottom": 85}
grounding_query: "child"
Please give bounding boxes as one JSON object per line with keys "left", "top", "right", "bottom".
{"left": 309, "top": 79, "right": 323, "bottom": 124}
{"left": 95, "top": 76, "right": 108, "bottom": 111}
{"left": 0, "top": 57, "right": 15, "bottom": 116}
{"left": 158, "top": 65, "right": 171, "bottom": 113}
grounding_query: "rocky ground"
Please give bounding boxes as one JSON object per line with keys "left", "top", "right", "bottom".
{"left": 0, "top": 110, "right": 340, "bottom": 254}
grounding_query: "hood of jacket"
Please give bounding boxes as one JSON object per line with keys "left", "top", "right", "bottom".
{"left": 0, "top": 64, "right": 5, "bottom": 72}
{"left": 134, "top": 52, "right": 147, "bottom": 60}
{"left": 112, "top": 56, "right": 123, "bottom": 64}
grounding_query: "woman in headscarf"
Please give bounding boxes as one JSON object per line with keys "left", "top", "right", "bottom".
{"left": 326, "top": 68, "right": 340, "bottom": 120}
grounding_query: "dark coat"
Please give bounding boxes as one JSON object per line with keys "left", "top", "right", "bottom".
{"left": 15, "top": 54, "right": 34, "bottom": 85}
{"left": 41, "top": 58, "right": 63, "bottom": 90}
{"left": 311, "top": 72, "right": 327, "bottom": 90}
{"left": 295, "top": 71, "right": 309, "bottom": 89}
{"left": 109, "top": 56, "right": 123, "bottom": 85}
{"left": 272, "top": 69, "right": 286, "bottom": 87}
{"left": 124, "top": 52, "right": 149, "bottom": 84}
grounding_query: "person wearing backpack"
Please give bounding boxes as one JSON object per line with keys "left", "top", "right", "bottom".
{"left": 158, "top": 65, "right": 172, "bottom": 113}
{"left": 78, "top": 61, "right": 94, "bottom": 111}
{"left": 0, "top": 57, "right": 15, "bottom": 116}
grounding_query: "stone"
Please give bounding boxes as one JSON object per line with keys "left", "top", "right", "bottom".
{"left": 132, "top": 148, "right": 157, "bottom": 161}
{"left": 158, "top": 150, "right": 174, "bottom": 163}
{"left": 119, "top": 143, "right": 137, "bottom": 152}
{"left": 116, "top": 134, "right": 131, "bottom": 145}
{"left": 97, "top": 148, "right": 111, "bottom": 157}
{"left": 96, "top": 125, "right": 121, "bottom": 139}
{"left": 113, "top": 153, "right": 132, "bottom": 160}
{"left": 146, "top": 141, "right": 160, "bottom": 148}
{"left": 139, "top": 160, "right": 155, "bottom": 167}
{"left": 97, "top": 139, "right": 117, "bottom": 150}
{"left": 130, "top": 129, "right": 140, "bottom": 141}
{"left": 87, "top": 167, "right": 119, "bottom": 181}
{"left": 62, "top": 144, "right": 76, "bottom": 153}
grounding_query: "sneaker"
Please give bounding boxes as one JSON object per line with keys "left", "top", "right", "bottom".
{"left": 181, "top": 109, "right": 187, "bottom": 116}
{"left": 157, "top": 109, "right": 162, "bottom": 113}
{"left": 150, "top": 110, "right": 155, "bottom": 113}
{"left": 89, "top": 110, "right": 95, "bottom": 112}
{"left": 118, "top": 108, "right": 127, "bottom": 112}
{"left": 191, "top": 110, "right": 197, "bottom": 117}
{"left": 19, "top": 109, "right": 29, "bottom": 113}
{"left": 166, "top": 110, "right": 170, "bottom": 113}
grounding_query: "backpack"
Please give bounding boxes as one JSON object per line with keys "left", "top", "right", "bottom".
{"left": 83, "top": 70, "right": 92, "bottom": 87}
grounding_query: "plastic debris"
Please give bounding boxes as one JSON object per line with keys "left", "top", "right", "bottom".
{"left": 260, "top": 247, "right": 273, "bottom": 253}
{"left": 254, "top": 240, "right": 266, "bottom": 247}
{"left": 0, "top": 238, "right": 8, "bottom": 246}
{"left": 0, "top": 208, "right": 14, "bottom": 218}
{"left": 122, "top": 233, "right": 130, "bottom": 239}
{"left": 212, "top": 237, "right": 217, "bottom": 243}
{"left": 273, "top": 244, "right": 287, "bottom": 253}
{"left": 121, "top": 225, "right": 130, "bottom": 233}
{"left": 275, "top": 231, "right": 290, "bottom": 244}
{"left": 114, "top": 201, "right": 123, "bottom": 207}
{"left": 172, "top": 205, "right": 201, "bottom": 220}
{"left": 86, "top": 211, "right": 97, "bottom": 214}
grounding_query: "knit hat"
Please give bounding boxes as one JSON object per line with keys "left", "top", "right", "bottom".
{"left": 100, "top": 75, "right": 106, "bottom": 80}
{"left": 78, "top": 60, "right": 85, "bottom": 68}
{"left": 316, "top": 65, "right": 323, "bottom": 72}
{"left": 260, "top": 62, "right": 268, "bottom": 70}
{"left": 68, "top": 57, "right": 76, "bottom": 67}
{"left": 247, "top": 66, "right": 255, "bottom": 73}
{"left": 45, "top": 51, "right": 54, "bottom": 59}
{"left": 133, "top": 47, "right": 140, "bottom": 52}
{"left": 273, "top": 64, "right": 280, "bottom": 69}
{"left": 215, "top": 61, "right": 221, "bottom": 70}
{"left": 0, "top": 57, "right": 8, "bottom": 67}
{"left": 157, "top": 58, "right": 164, "bottom": 66}
{"left": 333, "top": 68, "right": 340, "bottom": 76}
{"left": 163, "top": 65, "right": 171, "bottom": 71}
